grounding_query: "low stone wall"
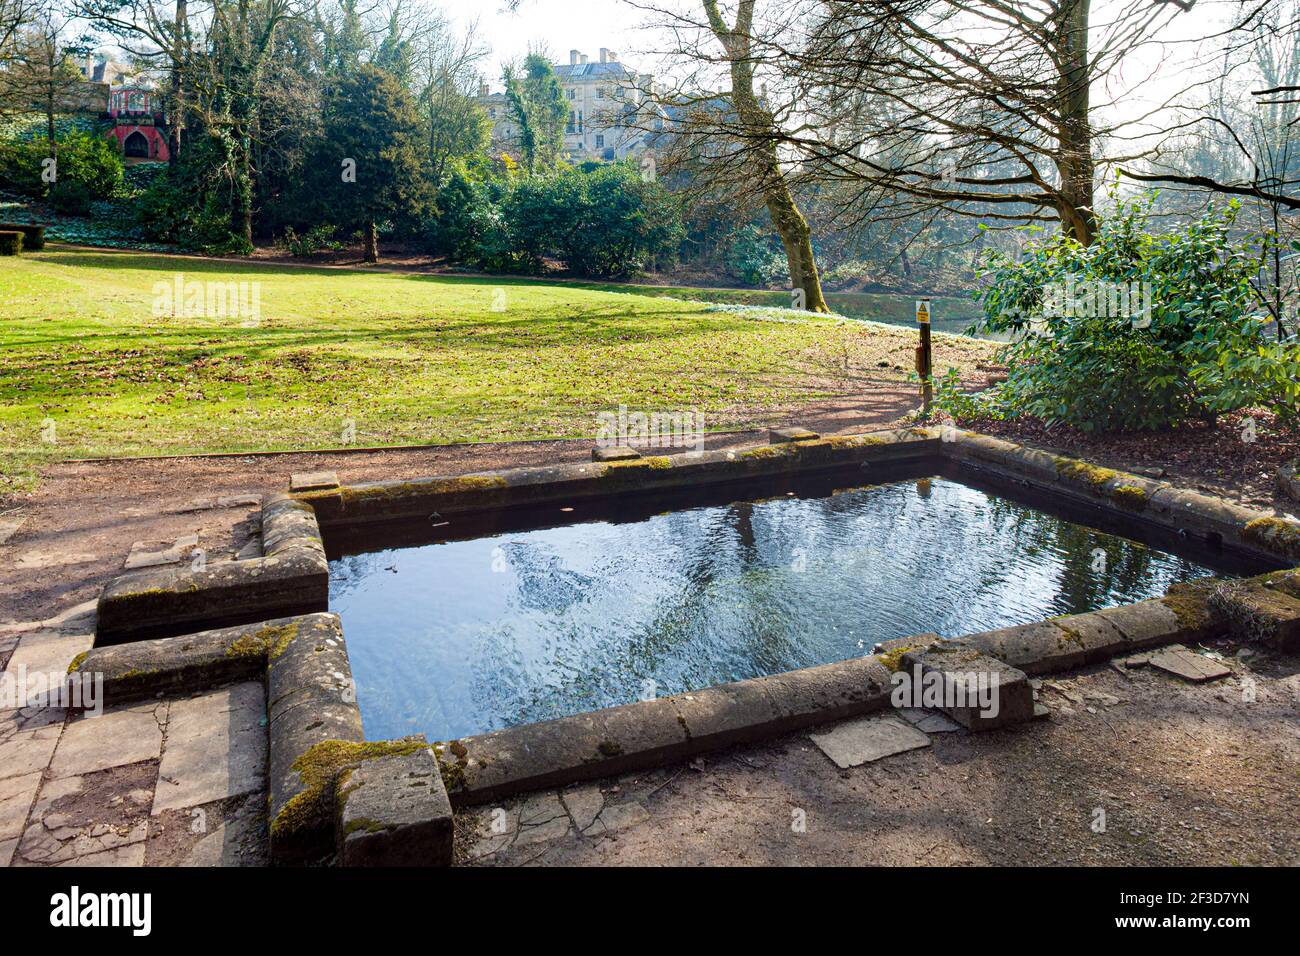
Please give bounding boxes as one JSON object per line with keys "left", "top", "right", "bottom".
{"left": 943, "top": 429, "right": 1300, "bottom": 564}
{"left": 95, "top": 496, "right": 329, "bottom": 646}
{"left": 295, "top": 428, "right": 944, "bottom": 529}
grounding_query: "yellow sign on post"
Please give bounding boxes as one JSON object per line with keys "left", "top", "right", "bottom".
{"left": 915, "top": 299, "right": 931, "bottom": 325}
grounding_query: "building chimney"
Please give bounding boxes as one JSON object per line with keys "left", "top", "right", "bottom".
{"left": 580, "top": 54, "right": 588, "bottom": 64}
{"left": 479, "top": 83, "right": 489, "bottom": 97}
{"left": 608, "top": 52, "right": 618, "bottom": 63}
{"left": 600, "top": 48, "right": 608, "bottom": 63}
{"left": 570, "top": 50, "right": 580, "bottom": 66}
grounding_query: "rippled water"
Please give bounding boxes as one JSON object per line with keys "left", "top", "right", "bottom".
{"left": 330, "top": 475, "right": 1232, "bottom": 742}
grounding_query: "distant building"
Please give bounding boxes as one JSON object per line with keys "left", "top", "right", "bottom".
{"left": 78, "top": 55, "right": 136, "bottom": 88}
{"left": 105, "top": 87, "right": 169, "bottom": 162}
{"left": 476, "top": 47, "right": 665, "bottom": 163}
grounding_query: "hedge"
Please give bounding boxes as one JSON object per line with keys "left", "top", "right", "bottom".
{"left": 0, "top": 222, "right": 45, "bottom": 250}
{"left": 0, "top": 230, "right": 23, "bottom": 255}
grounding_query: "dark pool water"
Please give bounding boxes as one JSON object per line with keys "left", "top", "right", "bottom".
{"left": 329, "top": 475, "right": 1229, "bottom": 742}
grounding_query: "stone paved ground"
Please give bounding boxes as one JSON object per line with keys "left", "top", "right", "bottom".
{"left": 459, "top": 649, "right": 1300, "bottom": 867}
{"left": 0, "top": 603, "right": 268, "bottom": 867}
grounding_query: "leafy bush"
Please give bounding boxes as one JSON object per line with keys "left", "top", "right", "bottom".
{"left": 427, "top": 162, "right": 684, "bottom": 278}
{"left": 726, "top": 224, "right": 788, "bottom": 286}
{"left": 0, "top": 131, "right": 123, "bottom": 202}
{"left": 278, "top": 224, "right": 342, "bottom": 257}
{"left": 134, "top": 135, "right": 249, "bottom": 253}
{"left": 974, "top": 199, "right": 1300, "bottom": 431}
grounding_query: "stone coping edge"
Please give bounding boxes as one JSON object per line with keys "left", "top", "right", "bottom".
{"left": 942, "top": 429, "right": 1300, "bottom": 565}
{"left": 293, "top": 427, "right": 944, "bottom": 528}
{"left": 95, "top": 495, "right": 329, "bottom": 646}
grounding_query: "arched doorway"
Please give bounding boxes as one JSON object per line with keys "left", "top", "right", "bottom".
{"left": 124, "top": 131, "right": 150, "bottom": 158}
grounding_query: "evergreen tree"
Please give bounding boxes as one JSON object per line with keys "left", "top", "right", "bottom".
{"left": 317, "top": 63, "right": 431, "bottom": 262}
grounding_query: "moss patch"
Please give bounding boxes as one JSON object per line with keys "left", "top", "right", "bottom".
{"left": 270, "top": 738, "right": 427, "bottom": 848}
{"left": 1055, "top": 458, "right": 1118, "bottom": 491}
{"left": 432, "top": 739, "right": 470, "bottom": 792}
{"left": 1161, "top": 579, "right": 1221, "bottom": 632}
{"left": 603, "top": 456, "right": 672, "bottom": 472}
{"left": 1111, "top": 484, "right": 1149, "bottom": 511}
{"left": 1243, "top": 517, "right": 1300, "bottom": 561}
{"left": 66, "top": 651, "right": 89, "bottom": 675}
{"left": 224, "top": 621, "right": 299, "bottom": 662}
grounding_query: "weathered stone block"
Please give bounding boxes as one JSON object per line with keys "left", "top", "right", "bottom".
{"left": 962, "top": 621, "right": 1082, "bottom": 676}
{"left": 290, "top": 471, "right": 339, "bottom": 493}
{"left": 770, "top": 426, "right": 819, "bottom": 443}
{"left": 899, "top": 641, "right": 1034, "bottom": 730}
{"left": 591, "top": 445, "right": 641, "bottom": 462}
{"left": 1278, "top": 460, "right": 1300, "bottom": 503}
{"left": 337, "top": 749, "right": 453, "bottom": 867}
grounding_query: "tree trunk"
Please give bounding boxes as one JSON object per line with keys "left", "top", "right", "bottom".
{"left": 364, "top": 219, "right": 379, "bottom": 262}
{"left": 168, "top": 0, "right": 186, "bottom": 167}
{"left": 1055, "top": 0, "right": 1096, "bottom": 245}
{"left": 705, "top": 0, "right": 829, "bottom": 312}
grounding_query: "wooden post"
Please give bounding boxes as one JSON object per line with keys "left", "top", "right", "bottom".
{"left": 915, "top": 298, "right": 933, "bottom": 417}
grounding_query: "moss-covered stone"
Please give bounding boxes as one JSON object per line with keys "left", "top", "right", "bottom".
{"left": 1111, "top": 484, "right": 1149, "bottom": 511}
{"left": 740, "top": 445, "right": 790, "bottom": 461}
{"left": 224, "top": 621, "right": 299, "bottom": 662}
{"left": 432, "top": 739, "right": 470, "bottom": 792}
{"left": 1160, "top": 579, "right": 1222, "bottom": 632}
{"left": 66, "top": 651, "right": 89, "bottom": 675}
{"left": 269, "top": 739, "right": 428, "bottom": 848}
{"left": 1243, "top": 516, "right": 1300, "bottom": 561}
{"left": 1055, "top": 458, "right": 1118, "bottom": 491}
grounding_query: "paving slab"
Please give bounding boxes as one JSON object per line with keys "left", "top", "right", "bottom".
{"left": 124, "top": 534, "right": 201, "bottom": 570}
{"left": 57, "top": 843, "right": 146, "bottom": 867}
{"left": 0, "top": 728, "right": 60, "bottom": 781}
{"left": 290, "top": 471, "right": 339, "bottom": 493}
{"left": 3, "top": 629, "right": 93, "bottom": 682}
{"left": 18, "top": 763, "right": 155, "bottom": 865}
{"left": 582, "top": 800, "right": 650, "bottom": 837}
{"left": 152, "top": 683, "right": 266, "bottom": 815}
{"left": 897, "top": 708, "right": 963, "bottom": 734}
{"left": 810, "top": 716, "right": 932, "bottom": 769}
{"left": 513, "top": 791, "right": 572, "bottom": 846}
{"left": 1148, "top": 645, "right": 1232, "bottom": 683}
{"left": 560, "top": 785, "right": 605, "bottom": 832}
{"left": 50, "top": 704, "right": 165, "bottom": 778}
{"left": 0, "top": 772, "right": 42, "bottom": 842}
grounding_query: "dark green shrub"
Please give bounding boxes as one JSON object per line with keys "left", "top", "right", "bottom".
{"left": 0, "top": 222, "right": 45, "bottom": 250}
{"left": 974, "top": 199, "right": 1300, "bottom": 431}
{"left": 0, "top": 230, "right": 23, "bottom": 255}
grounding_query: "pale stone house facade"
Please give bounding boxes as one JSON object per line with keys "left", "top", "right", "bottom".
{"left": 476, "top": 48, "right": 664, "bottom": 164}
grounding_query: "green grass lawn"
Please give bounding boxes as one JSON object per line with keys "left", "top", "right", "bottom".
{"left": 0, "top": 248, "right": 994, "bottom": 493}
{"left": 574, "top": 283, "right": 985, "bottom": 336}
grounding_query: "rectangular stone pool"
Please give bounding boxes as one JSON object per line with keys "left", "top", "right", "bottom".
{"left": 326, "top": 466, "right": 1272, "bottom": 743}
